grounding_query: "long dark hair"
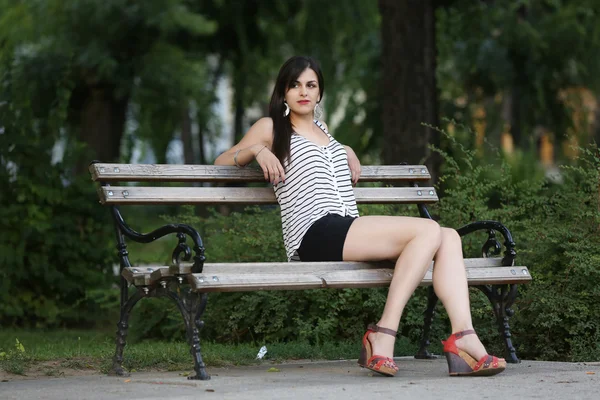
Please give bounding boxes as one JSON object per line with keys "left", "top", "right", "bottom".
{"left": 269, "top": 56, "right": 324, "bottom": 164}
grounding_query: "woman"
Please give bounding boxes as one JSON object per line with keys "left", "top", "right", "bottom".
{"left": 215, "top": 56, "right": 506, "bottom": 377}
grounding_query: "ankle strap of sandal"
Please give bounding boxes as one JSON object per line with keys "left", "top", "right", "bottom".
{"left": 367, "top": 324, "right": 397, "bottom": 337}
{"left": 451, "top": 329, "right": 476, "bottom": 339}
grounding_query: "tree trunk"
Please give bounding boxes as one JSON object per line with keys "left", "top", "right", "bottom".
{"left": 593, "top": 94, "right": 600, "bottom": 146}
{"left": 233, "top": 70, "right": 246, "bottom": 145}
{"left": 77, "top": 86, "right": 128, "bottom": 174}
{"left": 198, "top": 57, "right": 224, "bottom": 165}
{"left": 510, "top": 84, "right": 522, "bottom": 147}
{"left": 181, "top": 104, "right": 195, "bottom": 164}
{"left": 379, "top": 0, "right": 440, "bottom": 182}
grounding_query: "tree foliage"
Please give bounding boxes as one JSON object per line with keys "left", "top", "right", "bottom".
{"left": 437, "top": 0, "right": 600, "bottom": 149}
{"left": 432, "top": 128, "right": 600, "bottom": 361}
{"left": 0, "top": 0, "right": 217, "bottom": 168}
{"left": 0, "top": 19, "right": 114, "bottom": 326}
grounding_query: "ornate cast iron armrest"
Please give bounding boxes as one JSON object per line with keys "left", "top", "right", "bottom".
{"left": 111, "top": 206, "right": 206, "bottom": 273}
{"left": 456, "top": 220, "right": 517, "bottom": 266}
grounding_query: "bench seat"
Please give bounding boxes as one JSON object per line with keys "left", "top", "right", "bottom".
{"left": 122, "top": 259, "right": 531, "bottom": 291}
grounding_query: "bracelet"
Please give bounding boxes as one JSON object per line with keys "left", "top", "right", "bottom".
{"left": 255, "top": 146, "right": 267, "bottom": 158}
{"left": 233, "top": 149, "right": 246, "bottom": 168}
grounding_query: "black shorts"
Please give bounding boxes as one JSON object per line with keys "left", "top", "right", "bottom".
{"left": 297, "top": 214, "right": 357, "bottom": 262}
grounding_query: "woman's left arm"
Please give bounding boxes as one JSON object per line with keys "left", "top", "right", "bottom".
{"left": 343, "top": 145, "right": 361, "bottom": 185}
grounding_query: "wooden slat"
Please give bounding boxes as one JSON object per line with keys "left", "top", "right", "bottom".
{"left": 122, "top": 266, "right": 168, "bottom": 286}
{"left": 121, "top": 266, "right": 187, "bottom": 285}
{"left": 188, "top": 273, "right": 324, "bottom": 291}
{"left": 122, "top": 260, "right": 531, "bottom": 290}
{"left": 90, "top": 163, "right": 431, "bottom": 183}
{"left": 319, "top": 269, "right": 394, "bottom": 288}
{"left": 98, "top": 186, "right": 438, "bottom": 205}
{"left": 321, "top": 266, "right": 531, "bottom": 288}
{"left": 198, "top": 258, "right": 504, "bottom": 274}
{"left": 189, "top": 266, "right": 531, "bottom": 292}
{"left": 169, "top": 264, "right": 193, "bottom": 276}
{"left": 124, "top": 258, "right": 505, "bottom": 280}
{"left": 201, "top": 261, "right": 394, "bottom": 274}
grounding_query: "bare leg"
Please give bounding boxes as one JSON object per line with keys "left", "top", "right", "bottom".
{"left": 433, "top": 228, "right": 488, "bottom": 360}
{"left": 343, "top": 216, "right": 442, "bottom": 358}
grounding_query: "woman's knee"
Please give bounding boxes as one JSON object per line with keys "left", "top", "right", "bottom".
{"left": 419, "top": 219, "right": 442, "bottom": 248}
{"left": 440, "top": 227, "right": 461, "bottom": 245}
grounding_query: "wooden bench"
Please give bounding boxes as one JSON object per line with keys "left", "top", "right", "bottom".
{"left": 89, "top": 162, "right": 531, "bottom": 380}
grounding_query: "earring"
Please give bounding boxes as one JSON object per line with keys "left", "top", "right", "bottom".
{"left": 314, "top": 102, "right": 323, "bottom": 119}
{"left": 283, "top": 101, "right": 290, "bottom": 117}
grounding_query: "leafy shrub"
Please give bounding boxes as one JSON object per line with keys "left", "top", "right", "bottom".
{"left": 0, "top": 49, "right": 115, "bottom": 328}
{"left": 432, "top": 132, "right": 600, "bottom": 361}
{"left": 0, "top": 170, "right": 115, "bottom": 327}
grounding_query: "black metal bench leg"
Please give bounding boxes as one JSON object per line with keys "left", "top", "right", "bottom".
{"left": 477, "top": 284, "right": 521, "bottom": 364}
{"left": 188, "top": 292, "right": 210, "bottom": 380}
{"left": 415, "top": 286, "right": 439, "bottom": 359}
{"left": 111, "top": 287, "right": 144, "bottom": 376}
{"left": 168, "top": 287, "right": 211, "bottom": 380}
{"left": 494, "top": 284, "right": 520, "bottom": 363}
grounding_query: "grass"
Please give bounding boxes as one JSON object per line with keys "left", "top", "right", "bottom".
{"left": 0, "top": 329, "right": 422, "bottom": 377}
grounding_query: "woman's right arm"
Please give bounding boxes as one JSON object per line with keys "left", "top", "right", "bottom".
{"left": 214, "top": 117, "right": 286, "bottom": 184}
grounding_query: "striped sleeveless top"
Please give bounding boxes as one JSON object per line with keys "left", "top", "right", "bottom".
{"left": 274, "top": 120, "right": 359, "bottom": 261}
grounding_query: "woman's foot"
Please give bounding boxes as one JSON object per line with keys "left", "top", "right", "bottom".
{"left": 358, "top": 324, "right": 399, "bottom": 376}
{"left": 442, "top": 330, "right": 506, "bottom": 376}
{"left": 453, "top": 330, "right": 487, "bottom": 361}
{"left": 366, "top": 329, "right": 396, "bottom": 360}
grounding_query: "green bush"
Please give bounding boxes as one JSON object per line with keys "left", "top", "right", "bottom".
{"left": 0, "top": 51, "right": 115, "bottom": 328}
{"left": 0, "top": 170, "right": 115, "bottom": 327}
{"left": 433, "top": 132, "right": 600, "bottom": 361}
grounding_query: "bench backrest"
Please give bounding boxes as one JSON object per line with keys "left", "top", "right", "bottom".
{"left": 89, "top": 163, "right": 438, "bottom": 205}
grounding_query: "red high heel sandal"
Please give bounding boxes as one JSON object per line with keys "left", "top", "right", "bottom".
{"left": 357, "top": 324, "right": 399, "bottom": 377}
{"left": 442, "top": 330, "right": 507, "bottom": 376}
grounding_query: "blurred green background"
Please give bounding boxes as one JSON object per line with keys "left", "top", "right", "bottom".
{"left": 1, "top": 0, "right": 599, "bottom": 364}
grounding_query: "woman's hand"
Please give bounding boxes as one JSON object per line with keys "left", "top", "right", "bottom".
{"left": 345, "top": 146, "right": 361, "bottom": 185}
{"left": 255, "top": 146, "right": 286, "bottom": 185}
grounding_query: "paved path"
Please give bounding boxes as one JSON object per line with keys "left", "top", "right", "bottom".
{"left": 2, "top": 357, "right": 599, "bottom": 399}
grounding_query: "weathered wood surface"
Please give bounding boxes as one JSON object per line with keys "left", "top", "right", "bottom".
{"left": 189, "top": 266, "right": 530, "bottom": 291}
{"left": 120, "top": 259, "right": 532, "bottom": 291}
{"left": 122, "top": 266, "right": 166, "bottom": 287}
{"left": 90, "top": 164, "right": 431, "bottom": 182}
{"left": 98, "top": 186, "right": 438, "bottom": 205}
